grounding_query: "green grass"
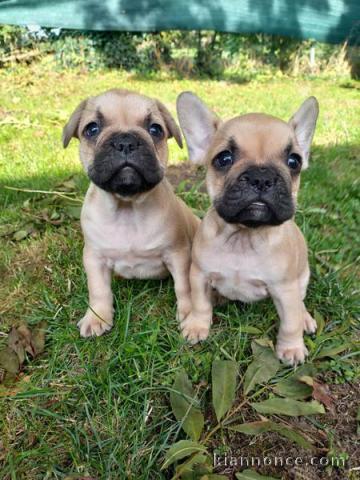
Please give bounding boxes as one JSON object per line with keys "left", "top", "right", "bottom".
{"left": 0, "top": 61, "right": 359, "bottom": 479}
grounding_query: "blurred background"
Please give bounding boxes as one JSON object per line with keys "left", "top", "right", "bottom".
{"left": 0, "top": 25, "right": 359, "bottom": 80}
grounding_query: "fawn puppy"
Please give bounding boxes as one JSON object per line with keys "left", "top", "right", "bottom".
{"left": 63, "top": 89, "right": 199, "bottom": 337}
{"left": 177, "top": 93, "right": 319, "bottom": 364}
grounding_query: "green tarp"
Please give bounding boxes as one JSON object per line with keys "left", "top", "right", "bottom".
{"left": 0, "top": 0, "right": 359, "bottom": 45}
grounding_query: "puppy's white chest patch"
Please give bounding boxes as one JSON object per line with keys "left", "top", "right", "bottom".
{"left": 202, "top": 244, "right": 268, "bottom": 303}
{"left": 83, "top": 207, "right": 169, "bottom": 280}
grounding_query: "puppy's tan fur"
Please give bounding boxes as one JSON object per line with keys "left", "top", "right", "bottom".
{"left": 63, "top": 89, "right": 199, "bottom": 337}
{"left": 177, "top": 93, "right": 319, "bottom": 364}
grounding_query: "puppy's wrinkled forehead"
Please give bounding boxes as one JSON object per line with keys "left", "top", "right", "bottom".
{"left": 81, "top": 90, "right": 160, "bottom": 128}
{"left": 211, "top": 113, "right": 295, "bottom": 161}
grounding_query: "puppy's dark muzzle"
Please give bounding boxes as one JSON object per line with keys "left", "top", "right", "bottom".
{"left": 215, "top": 166, "right": 294, "bottom": 227}
{"left": 110, "top": 133, "right": 140, "bottom": 156}
{"left": 88, "top": 131, "right": 164, "bottom": 196}
{"left": 241, "top": 167, "right": 279, "bottom": 194}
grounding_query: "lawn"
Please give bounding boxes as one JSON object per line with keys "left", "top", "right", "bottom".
{"left": 0, "top": 62, "right": 359, "bottom": 480}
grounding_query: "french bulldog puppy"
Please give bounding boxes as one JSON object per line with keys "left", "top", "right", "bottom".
{"left": 176, "top": 92, "right": 319, "bottom": 364}
{"left": 63, "top": 89, "right": 199, "bottom": 337}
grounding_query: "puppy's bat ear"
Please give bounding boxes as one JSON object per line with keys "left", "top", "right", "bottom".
{"left": 176, "top": 91, "right": 220, "bottom": 165}
{"left": 289, "top": 97, "right": 319, "bottom": 169}
{"left": 155, "top": 100, "right": 183, "bottom": 148}
{"left": 62, "top": 99, "right": 88, "bottom": 148}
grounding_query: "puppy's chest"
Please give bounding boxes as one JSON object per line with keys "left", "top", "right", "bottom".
{"left": 201, "top": 244, "right": 268, "bottom": 302}
{"left": 84, "top": 216, "right": 168, "bottom": 279}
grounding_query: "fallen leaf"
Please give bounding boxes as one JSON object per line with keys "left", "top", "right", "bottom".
{"left": 299, "top": 376, "right": 335, "bottom": 412}
{"left": 252, "top": 338, "right": 275, "bottom": 353}
{"left": 13, "top": 229, "right": 30, "bottom": 241}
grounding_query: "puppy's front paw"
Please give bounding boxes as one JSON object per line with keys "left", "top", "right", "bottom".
{"left": 276, "top": 341, "right": 308, "bottom": 366}
{"left": 181, "top": 313, "right": 210, "bottom": 344}
{"left": 303, "top": 310, "right": 317, "bottom": 334}
{"left": 78, "top": 307, "right": 113, "bottom": 337}
{"left": 176, "top": 299, "right": 192, "bottom": 323}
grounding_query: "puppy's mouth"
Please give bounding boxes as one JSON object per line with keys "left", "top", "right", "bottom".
{"left": 241, "top": 201, "right": 275, "bottom": 227}
{"left": 107, "top": 164, "right": 145, "bottom": 196}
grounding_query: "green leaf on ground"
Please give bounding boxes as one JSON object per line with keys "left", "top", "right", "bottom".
{"left": 162, "top": 440, "right": 207, "bottom": 470}
{"left": 173, "top": 452, "right": 209, "bottom": 477}
{"left": 212, "top": 360, "right": 238, "bottom": 422}
{"left": 273, "top": 365, "right": 316, "bottom": 399}
{"left": 170, "top": 370, "right": 204, "bottom": 441}
{"left": 66, "top": 205, "right": 82, "bottom": 219}
{"left": 251, "top": 398, "right": 325, "bottom": 416}
{"left": 13, "top": 229, "right": 30, "bottom": 241}
{"left": 228, "top": 420, "right": 312, "bottom": 449}
{"left": 316, "top": 343, "right": 351, "bottom": 359}
{"left": 243, "top": 344, "right": 280, "bottom": 395}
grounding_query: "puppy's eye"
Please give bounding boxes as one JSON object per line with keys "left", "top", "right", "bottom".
{"left": 287, "top": 153, "right": 302, "bottom": 170}
{"left": 213, "top": 150, "right": 234, "bottom": 170}
{"left": 84, "top": 122, "right": 100, "bottom": 138}
{"left": 148, "top": 123, "right": 163, "bottom": 138}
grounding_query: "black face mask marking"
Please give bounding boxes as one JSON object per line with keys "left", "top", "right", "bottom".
{"left": 214, "top": 165, "right": 295, "bottom": 228}
{"left": 88, "top": 131, "right": 163, "bottom": 196}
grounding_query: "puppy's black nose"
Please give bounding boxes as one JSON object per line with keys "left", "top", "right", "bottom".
{"left": 241, "top": 167, "right": 278, "bottom": 193}
{"left": 110, "top": 133, "right": 139, "bottom": 155}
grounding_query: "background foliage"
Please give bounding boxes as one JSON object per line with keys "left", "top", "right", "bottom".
{"left": 0, "top": 25, "right": 358, "bottom": 78}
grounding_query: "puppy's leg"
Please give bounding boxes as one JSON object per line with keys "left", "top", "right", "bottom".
{"left": 165, "top": 250, "right": 192, "bottom": 322}
{"left": 303, "top": 304, "right": 317, "bottom": 334}
{"left": 78, "top": 246, "right": 114, "bottom": 337}
{"left": 270, "top": 283, "right": 308, "bottom": 365}
{"left": 300, "top": 269, "right": 317, "bottom": 334}
{"left": 181, "top": 263, "right": 213, "bottom": 344}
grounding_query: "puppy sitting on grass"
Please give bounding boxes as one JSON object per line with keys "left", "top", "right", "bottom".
{"left": 63, "top": 89, "right": 199, "bottom": 337}
{"left": 177, "top": 93, "right": 319, "bottom": 364}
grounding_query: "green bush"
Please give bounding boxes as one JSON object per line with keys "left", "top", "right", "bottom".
{"left": 0, "top": 25, "right": 356, "bottom": 79}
